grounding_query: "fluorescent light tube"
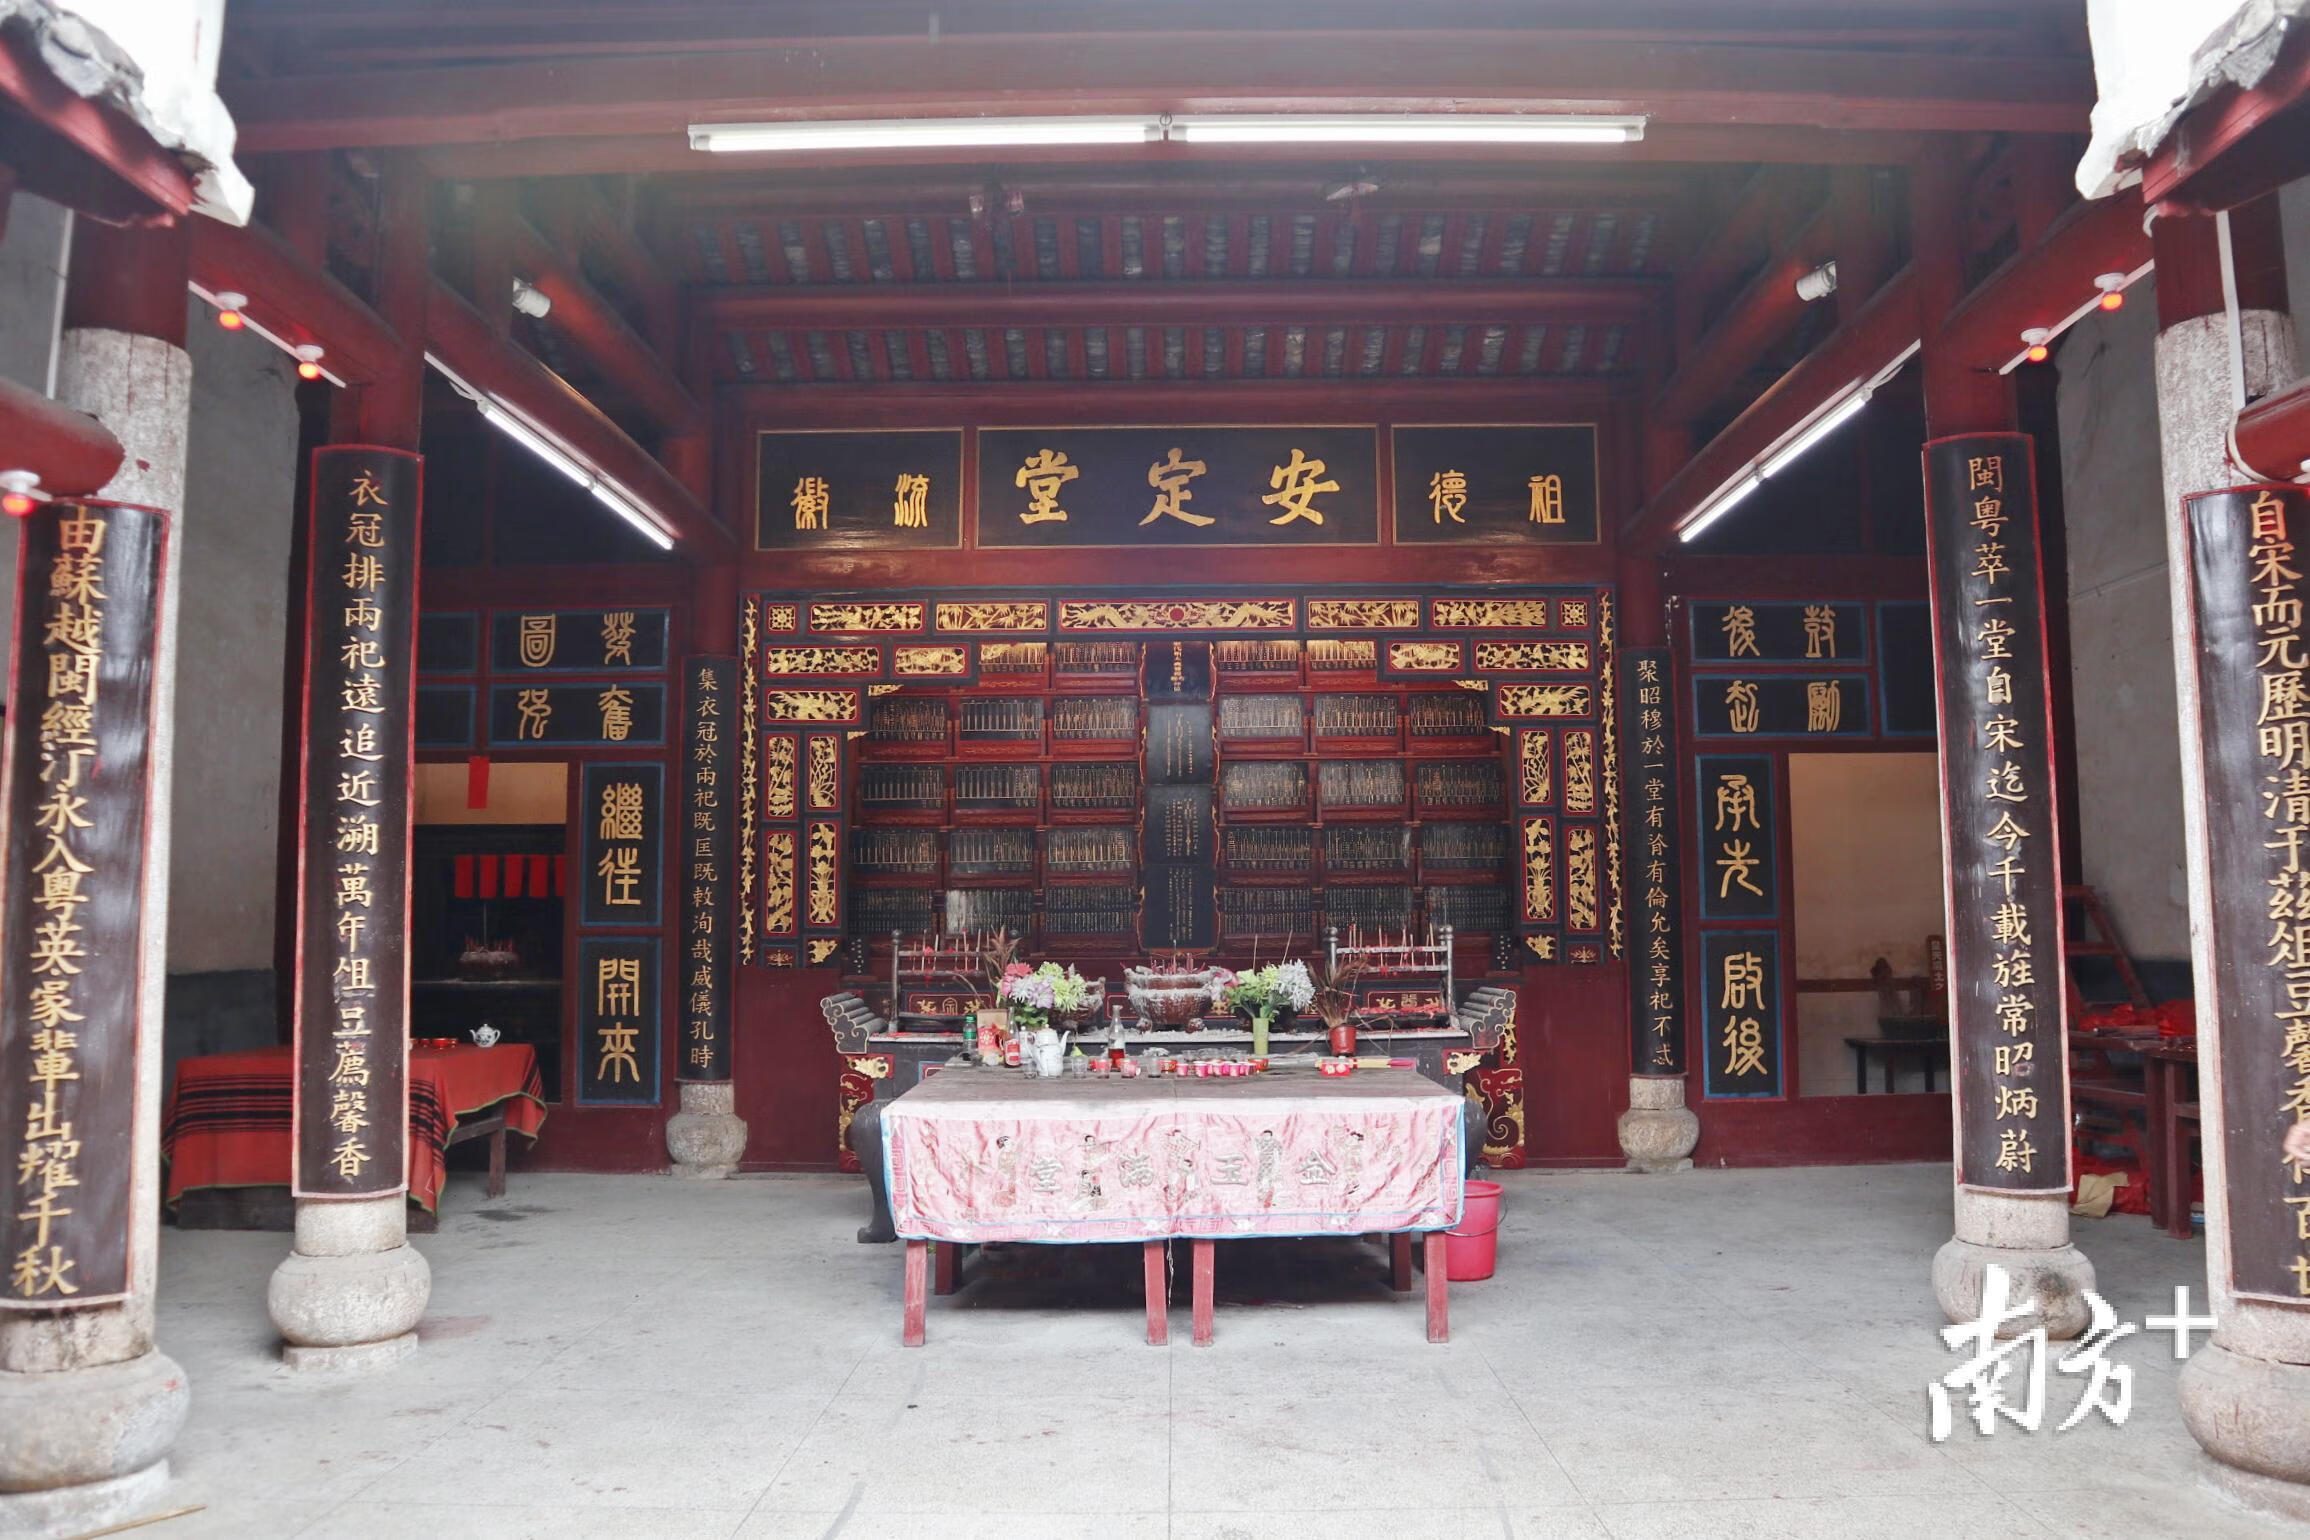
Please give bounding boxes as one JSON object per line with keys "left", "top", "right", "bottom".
{"left": 1760, "top": 388, "right": 1872, "bottom": 479}
{"left": 689, "top": 116, "right": 1159, "bottom": 153}
{"left": 591, "top": 480, "right": 676, "bottom": 551}
{"left": 1678, "top": 473, "right": 1764, "bottom": 543}
{"left": 473, "top": 397, "right": 593, "bottom": 490}
{"left": 1169, "top": 113, "right": 1646, "bottom": 145}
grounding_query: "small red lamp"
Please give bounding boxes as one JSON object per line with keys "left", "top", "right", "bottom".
{"left": 213, "top": 290, "right": 248, "bottom": 330}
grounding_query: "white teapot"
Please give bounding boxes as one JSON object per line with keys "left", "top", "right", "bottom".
{"left": 470, "top": 1023, "right": 502, "bottom": 1048}
{"left": 1031, "top": 1026, "right": 1069, "bottom": 1078}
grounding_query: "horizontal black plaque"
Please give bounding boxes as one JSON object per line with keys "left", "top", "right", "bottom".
{"left": 489, "top": 608, "right": 669, "bottom": 674}
{"left": 978, "top": 426, "right": 1379, "bottom": 548}
{"left": 1691, "top": 674, "right": 1869, "bottom": 738}
{"left": 1390, "top": 425, "right": 1600, "bottom": 545}
{"left": 756, "top": 429, "right": 964, "bottom": 551}
{"left": 488, "top": 682, "right": 667, "bottom": 747}
{"left": 1688, "top": 601, "right": 1869, "bottom": 664}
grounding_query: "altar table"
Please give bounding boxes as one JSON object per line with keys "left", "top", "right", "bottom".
{"left": 162, "top": 1042, "right": 546, "bottom": 1213}
{"left": 880, "top": 1065, "right": 1466, "bottom": 1345}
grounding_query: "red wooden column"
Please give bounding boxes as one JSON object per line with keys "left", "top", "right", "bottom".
{"left": 2149, "top": 200, "right": 2310, "bottom": 1499}
{"left": 0, "top": 220, "right": 192, "bottom": 1533}
{"left": 266, "top": 159, "right": 435, "bottom": 1372}
{"left": 1912, "top": 154, "right": 2095, "bottom": 1341}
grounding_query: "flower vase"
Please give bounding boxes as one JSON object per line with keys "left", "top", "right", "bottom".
{"left": 1251, "top": 1008, "right": 1273, "bottom": 1059}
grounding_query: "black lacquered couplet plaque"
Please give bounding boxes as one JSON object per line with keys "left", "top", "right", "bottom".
{"left": 0, "top": 502, "right": 165, "bottom": 1307}
{"left": 679, "top": 659, "right": 735, "bottom": 1082}
{"left": 2184, "top": 483, "right": 2310, "bottom": 1302}
{"left": 978, "top": 426, "right": 1379, "bottom": 548}
{"left": 1924, "top": 433, "right": 2069, "bottom": 1194}
{"left": 1700, "top": 930, "right": 1782, "bottom": 1098}
{"left": 580, "top": 763, "right": 664, "bottom": 929}
{"left": 296, "top": 447, "right": 421, "bottom": 1200}
{"left": 1622, "top": 650, "right": 1686, "bottom": 1076}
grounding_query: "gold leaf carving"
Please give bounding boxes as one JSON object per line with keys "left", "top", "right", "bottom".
{"left": 806, "top": 822, "right": 840, "bottom": 927}
{"left": 1387, "top": 640, "right": 1464, "bottom": 672}
{"left": 1497, "top": 683, "right": 1591, "bottom": 718}
{"left": 764, "top": 736, "right": 798, "bottom": 819}
{"left": 1522, "top": 816, "right": 1555, "bottom": 924}
{"left": 806, "top": 737, "right": 840, "bottom": 811}
{"left": 1057, "top": 598, "right": 1295, "bottom": 632}
{"left": 808, "top": 601, "right": 925, "bottom": 633}
{"left": 1563, "top": 730, "right": 1596, "bottom": 812}
{"left": 1430, "top": 598, "right": 1549, "bottom": 629}
{"left": 808, "top": 938, "right": 841, "bottom": 965}
{"left": 1473, "top": 640, "right": 1590, "bottom": 672}
{"left": 935, "top": 601, "right": 1048, "bottom": 632}
{"left": 1567, "top": 824, "right": 1599, "bottom": 931}
{"left": 762, "top": 645, "right": 881, "bottom": 676}
{"left": 761, "top": 602, "right": 799, "bottom": 633}
{"left": 1307, "top": 597, "right": 1421, "bottom": 630}
{"left": 763, "top": 688, "right": 860, "bottom": 723}
{"left": 763, "top": 830, "right": 797, "bottom": 935}
{"left": 893, "top": 644, "right": 971, "bottom": 676}
{"left": 1519, "top": 730, "right": 1553, "bottom": 804}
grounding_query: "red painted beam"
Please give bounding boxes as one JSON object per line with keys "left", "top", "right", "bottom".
{"left": 1652, "top": 202, "right": 1835, "bottom": 423}
{"left": 0, "top": 33, "right": 194, "bottom": 224}
{"left": 693, "top": 277, "right": 1663, "bottom": 333}
{"left": 424, "top": 279, "right": 729, "bottom": 558}
{"left": 2235, "top": 377, "right": 2310, "bottom": 482}
{"left": 189, "top": 215, "right": 403, "bottom": 383}
{"left": 2142, "top": 26, "right": 2310, "bottom": 214}
{"left": 1624, "top": 265, "right": 1919, "bottom": 551}
{"left": 227, "top": 35, "right": 2092, "bottom": 153}
{"left": 1937, "top": 187, "right": 2150, "bottom": 371}
{"left": 501, "top": 213, "right": 701, "bottom": 433}
{"left": 0, "top": 377, "right": 124, "bottom": 495}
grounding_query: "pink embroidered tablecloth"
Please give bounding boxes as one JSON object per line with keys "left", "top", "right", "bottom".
{"left": 881, "top": 1066, "right": 1466, "bottom": 1243}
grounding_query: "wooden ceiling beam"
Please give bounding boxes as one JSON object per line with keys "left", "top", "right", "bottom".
{"left": 228, "top": 34, "right": 2090, "bottom": 154}
{"left": 499, "top": 209, "right": 700, "bottom": 432}
{"left": 1651, "top": 201, "right": 1836, "bottom": 423}
{"left": 691, "top": 277, "right": 1664, "bottom": 332}
{"left": 426, "top": 279, "right": 728, "bottom": 557}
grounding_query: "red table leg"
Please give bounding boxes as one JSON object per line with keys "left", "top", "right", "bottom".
{"left": 903, "top": 1239, "right": 929, "bottom": 1347}
{"left": 1424, "top": 1231, "right": 1449, "bottom": 1343}
{"left": 1191, "top": 1239, "right": 1215, "bottom": 1347}
{"left": 1390, "top": 1232, "right": 1413, "bottom": 1292}
{"left": 933, "top": 1239, "right": 961, "bottom": 1296}
{"left": 2144, "top": 1058, "right": 2173, "bottom": 1233}
{"left": 1144, "top": 1241, "right": 1169, "bottom": 1346}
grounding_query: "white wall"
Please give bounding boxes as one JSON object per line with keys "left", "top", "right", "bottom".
{"left": 170, "top": 298, "right": 300, "bottom": 975}
{"left": 2055, "top": 177, "right": 2310, "bottom": 974}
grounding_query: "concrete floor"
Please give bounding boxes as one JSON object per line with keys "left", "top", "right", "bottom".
{"left": 130, "top": 1163, "right": 2305, "bottom": 1539}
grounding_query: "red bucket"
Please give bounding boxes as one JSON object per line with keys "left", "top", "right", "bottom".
{"left": 1445, "top": 1179, "right": 1503, "bottom": 1281}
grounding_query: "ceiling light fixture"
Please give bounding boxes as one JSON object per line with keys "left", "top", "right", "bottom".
{"left": 426, "top": 353, "right": 677, "bottom": 551}
{"left": 0, "top": 470, "right": 45, "bottom": 518}
{"left": 1996, "top": 260, "right": 2153, "bottom": 374}
{"left": 188, "top": 283, "right": 347, "bottom": 386}
{"left": 1676, "top": 341, "right": 1920, "bottom": 545}
{"left": 688, "top": 116, "right": 1160, "bottom": 153}
{"left": 1167, "top": 113, "right": 1648, "bottom": 145}
{"left": 687, "top": 112, "right": 1648, "bottom": 154}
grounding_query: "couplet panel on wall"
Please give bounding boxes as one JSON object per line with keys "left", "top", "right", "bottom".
{"left": 1700, "top": 930, "right": 1784, "bottom": 1099}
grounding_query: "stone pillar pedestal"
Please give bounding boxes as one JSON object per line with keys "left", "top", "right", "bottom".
{"left": 1931, "top": 1187, "right": 2095, "bottom": 1339}
{"left": 266, "top": 1195, "right": 430, "bottom": 1373}
{"left": 666, "top": 1081, "right": 748, "bottom": 1178}
{"left": 1617, "top": 1075, "right": 1697, "bottom": 1172}
{"left": 0, "top": 321, "right": 191, "bottom": 1534}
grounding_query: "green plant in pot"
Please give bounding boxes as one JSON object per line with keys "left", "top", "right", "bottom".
{"left": 1217, "top": 959, "right": 1315, "bottom": 1057}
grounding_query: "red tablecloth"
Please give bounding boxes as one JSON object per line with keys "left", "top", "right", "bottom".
{"left": 162, "top": 1043, "right": 546, "bottom": 1212}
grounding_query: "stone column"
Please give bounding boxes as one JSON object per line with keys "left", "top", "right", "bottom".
{"left": 1615, "top": 551, "right": 1698, "bottom": 1170}
{"left": 266, "top": 163, "right": 432, "bottom": 1371}
{"left": 0, "top": 222, "right": 192, "bottom": 1535}
{"left": 665, "top": 560, "right": 747, "bottom": 1176}
{"left": 2147, "top": 203, "right": 2310, "bottom": 1516}
{"left": 1912, "top": 159, "right": 2092, "bottom": 1337}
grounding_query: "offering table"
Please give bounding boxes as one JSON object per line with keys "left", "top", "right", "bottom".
{"left": 879, "top": 1064, "right": 1466, "bottom": 1345}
